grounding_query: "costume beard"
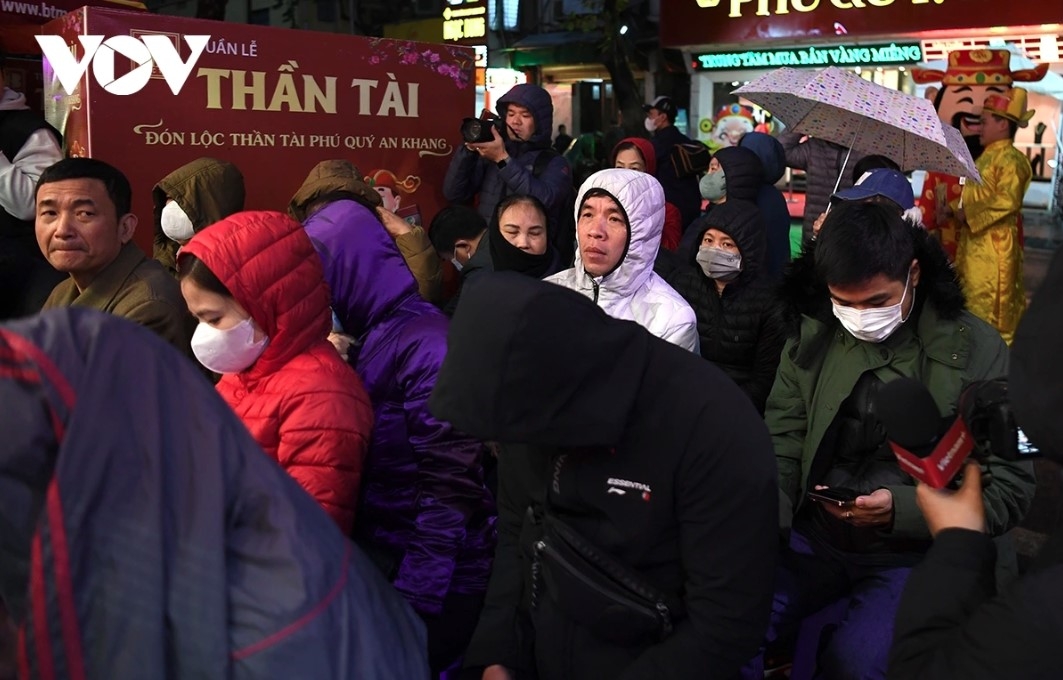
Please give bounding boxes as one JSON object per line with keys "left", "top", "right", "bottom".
{"left": 951, "top": 112, "right": 985, "bottom": 160}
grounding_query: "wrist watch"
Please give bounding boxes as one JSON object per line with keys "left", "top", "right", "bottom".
{"left": 496, "top": 157, "right": 508, "bottom": 169}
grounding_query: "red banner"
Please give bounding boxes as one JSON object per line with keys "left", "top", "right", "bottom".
{"left": 40, "top": 7, "right": 475, "bottom": 256}
{"left": 662, "top": 0, "right": 1055, "bottom": 48}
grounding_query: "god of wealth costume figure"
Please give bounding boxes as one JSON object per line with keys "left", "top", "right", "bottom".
{"left": 956, "top": 88, "right": 1037, "bottom": 345}
{"left": 912, "top": 49, "right": 1046, "bottom": 262}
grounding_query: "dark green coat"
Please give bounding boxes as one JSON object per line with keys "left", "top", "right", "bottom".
{"left": 767, "top": 243, "right": 1034, "bottom": 540}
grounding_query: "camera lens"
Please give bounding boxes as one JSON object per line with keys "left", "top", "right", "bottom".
{"left": 461, "top": 119, "right": 485, "bottom": 144}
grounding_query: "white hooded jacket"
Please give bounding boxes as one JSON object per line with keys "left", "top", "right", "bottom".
{"left": 0, "top": 87, "right": 64, "bottom": 221}
{"left": 546, "top": 169, "right": 699, "bottom": 352}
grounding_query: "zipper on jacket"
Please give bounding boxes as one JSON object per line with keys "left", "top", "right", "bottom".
{"left": 591, "top": 279, "right": 600, "bottom": 304}
{"left": 531, "top": 541, "right": 543, "bottom": 611}
{"left": 533, "top": 539, "right": 670, "bottom": 629}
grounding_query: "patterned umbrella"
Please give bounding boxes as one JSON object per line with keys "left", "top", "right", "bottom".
{"left": 734, "top": 67, "right": 981, "bottom": 182}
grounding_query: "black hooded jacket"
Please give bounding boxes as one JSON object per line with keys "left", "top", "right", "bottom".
{"left": 428, "top": 273, "right": 778, "bottom": 680}
{"left": 678, "top": 146, "right": 766, "bottom": 254}
{"left": 713, "top": 146, "right": 764, "bottom": 203}
{"left": 739, "top": 132, "right": 792, "bottom": 280}
{"left": 667, "top": 200, "right": 785, "bottom": 414}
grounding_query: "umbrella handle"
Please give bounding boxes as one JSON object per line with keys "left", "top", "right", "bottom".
{"left": 831, "top": 120, "right": 864, "bottom": 196}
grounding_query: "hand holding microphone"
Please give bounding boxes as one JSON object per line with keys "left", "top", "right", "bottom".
{"left": 915, "top": 461, "right": 987, "bottom": 537}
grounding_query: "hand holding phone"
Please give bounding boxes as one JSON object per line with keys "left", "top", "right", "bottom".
{"left": 807, "top": 487, "right": 859, "bottom": 507}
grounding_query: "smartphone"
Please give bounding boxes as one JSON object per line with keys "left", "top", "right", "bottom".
{"left": 807, "top": 487, "right": 859, "bottom": 507}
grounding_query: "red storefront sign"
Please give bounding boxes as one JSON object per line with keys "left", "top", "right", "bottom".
{"left": 40, "top": 7, "right": 475, "bottom": 255}
{"left": 662, "top": 0, "right": 1056, "bottom": 48}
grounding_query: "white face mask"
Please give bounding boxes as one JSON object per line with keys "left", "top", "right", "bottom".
{"left": 161, "top": 201, "right": 196, "bottom": 243}
{"left": 644, "top": 116, "right": 657, "bottom": 133}
{"left": 832, "top": 272, "right": 913, "bottom": 344}
{"left": 191, "top": 317, "right": 269, "bottom": 374}
{"left": 451, "top": 257, "right": 464, "bottom": 272}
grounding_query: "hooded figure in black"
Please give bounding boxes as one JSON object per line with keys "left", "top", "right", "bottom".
{"left": 677, "top": 145, "right": 765, "bottom": 256}
{"left": 443, "top": 195, "right": 565, "bottom": 316}
{"left": 487, "top": 195, "right": 564, "bottom": 280}
{"left": 667, "top": 200, "right": 785, "bottom": 414}
{"left": 889, "top": 245, "right": 1063, "bottom": 680}
{"left": 428, "top": 272, "right": 778, "bottom": 680}
{"left": 739, "top": 132, "right": 792, "bottom": 280}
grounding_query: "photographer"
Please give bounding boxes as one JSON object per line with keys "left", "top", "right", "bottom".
{"left": 443, "top": 84, "right": 575, "bottom": 262}
{"left": 889, "top": 247, "right": 1063, "bottom": 679}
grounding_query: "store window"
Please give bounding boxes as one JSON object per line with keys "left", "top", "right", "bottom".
{"left": 488, "top": 0, "right": 519, "bottom": 31}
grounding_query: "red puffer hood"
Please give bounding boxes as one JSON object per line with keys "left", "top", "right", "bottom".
{"left": 611, "top": 137, "right": 657, "bottom": 176}
{"left": 180, "top": 210, "right": 331, "bottom": 379}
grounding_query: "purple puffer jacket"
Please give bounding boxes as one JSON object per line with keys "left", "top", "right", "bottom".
{"left": 304, "top": 200, "right": 496, "bottom": 616}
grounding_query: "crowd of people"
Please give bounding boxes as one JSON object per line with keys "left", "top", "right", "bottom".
{"left": 0, "top": 49, "right": 1058, "bottom": 680}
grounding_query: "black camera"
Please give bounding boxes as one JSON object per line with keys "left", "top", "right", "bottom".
{"left": 461, "top": 115, "right": 505, "bottom": 144}
{"left": 961, "top": 379, "right": 1040, "bottom": 461}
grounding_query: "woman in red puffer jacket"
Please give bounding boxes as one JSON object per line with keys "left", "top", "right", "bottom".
{"left": 178, "top": 210, "right": 372, "bottom": 533}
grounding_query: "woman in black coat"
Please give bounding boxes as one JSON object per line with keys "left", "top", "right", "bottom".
{"left": 668, "top": 200, "right": 785, "bottom": 414}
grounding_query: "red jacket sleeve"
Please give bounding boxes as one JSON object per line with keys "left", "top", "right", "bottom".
{"left": 662, "top": 202, "right": 684, "bottom": 252}
{"left": 276, "top": 368, "right": 372, "bottom": 534}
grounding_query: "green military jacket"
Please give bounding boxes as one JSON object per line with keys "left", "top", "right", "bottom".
{"left": 766, "top": 301, "right": 1034, "bottom": 540}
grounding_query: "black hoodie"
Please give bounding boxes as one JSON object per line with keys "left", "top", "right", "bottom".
{"left": 677, "top": 146, "right": 766, "bottom": 255}
{"left": 713, "top": 146, "right": 764, "bottom": 203}
{"left": 668, "top": 201, "right": 785, "bottom": 414}
{"left": 428, "top": 273, "right": 778, "bottom": 680}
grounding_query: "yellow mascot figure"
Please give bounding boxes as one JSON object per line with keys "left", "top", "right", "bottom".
{"left": 912, "top": 49, "right": 1046, "bottom": 263}
{"left": 957, "top": 88, "right": 1037, "bottom": 345}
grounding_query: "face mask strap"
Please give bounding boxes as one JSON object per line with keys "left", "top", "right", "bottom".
{"left": 898, "top": 268, "right": 915, "bottom": 323}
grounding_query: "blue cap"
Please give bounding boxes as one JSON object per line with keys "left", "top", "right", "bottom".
{"left": 832, "top": 169, "right": 915, "bottom": 210}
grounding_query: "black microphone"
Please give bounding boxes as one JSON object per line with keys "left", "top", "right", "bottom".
{"left": 876, "top": 378, "right": 976, "bottom": 489}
